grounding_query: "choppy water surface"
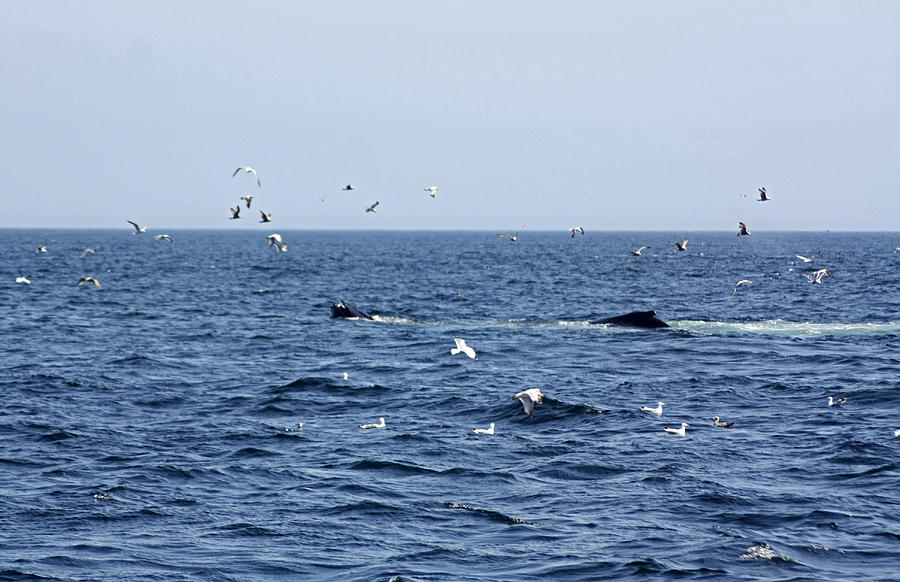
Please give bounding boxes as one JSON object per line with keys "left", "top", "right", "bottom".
{"left": 2, "top": 230, "right": 899, "bottom": 581}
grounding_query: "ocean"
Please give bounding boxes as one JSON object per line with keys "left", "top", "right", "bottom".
{"left": 2, "top": 229, "right": 899, "bottom": 581}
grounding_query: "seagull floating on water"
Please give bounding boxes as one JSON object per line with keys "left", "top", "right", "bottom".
{"left": 233, "top": 166, "right": 261, "bottom": 187}
{"left": 737, "top": 222, "right": 750, "bottom": 236}
{"left": 450, "top": 337, "right": 477, "bottom": 359}
{"left": 713, "top": 416, "right": 734, "bottom": 428}
{"left": 804, "top": 267, "right": 831, "bottom": 284}
{"left": 641, "top": 401, "right": 665, "bottom": 415}
{"left": 894, "top": 428, "right": 900, "bottom": 438}
{"left": 155, "top": 234, "right": 173, "bottom": 243}
{"left": 359, "top": 417, "right": 386, "bottom": 429}
{"left": 16, "top": 276, "right": 31, "bottom": 285}
{"left": 668, "top": 238, "right": 688, "bottom": 251}
{"left": 127, "top": 220, "right": 146, "bottom": 234}
{"left": 241, "top": 194, "right": 254, "bottom": 208}
{"left": 473, "top": 423, "right": 495, "bottom": 435}
{"left": 365, "top": 201, "right": 379, "bottom": 213}
{"left": 733, "top": 279, "right": 753, "bottom": 295}
{"left": 259, "top": 210, "right": 272, "bottom": 223}
{"left": 664, "top": 422, "right": 690, "bottom": 436}
{"left": 77, "top": 276, "right": 102, "bottom": 289}
{"left": 511, "top": 388, "right": 544, "bottom": 418}
{"left": 343, "top": 372, "right": 349, "bottom": 381}
{"left": 424, "top": 186, "right": 438, "bottom": 198}
{"left": 827, "top": 396, "right": 847, "bottom": 407}
{"left": 757, "top": 187, "right": 770, "bottom": 202}
{"left": 570, "top": 226, "right": 585, "bottom": 238}
{"left": 35, "top": 245, "right": 47, "bottom": 253}
{"left": 630, "top": 246, "right": 650, "bottom": 256}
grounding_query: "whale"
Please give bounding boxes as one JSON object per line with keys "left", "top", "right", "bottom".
{"left": 592, "top": 310, "right": 669, "bottom": 329}
{"left": 330, "top": 300, "right": 374, "bottom": 320}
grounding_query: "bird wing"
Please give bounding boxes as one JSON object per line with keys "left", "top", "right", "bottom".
{"left": 127, "top": 220, "right": 140, "bottom": 231}
{"left": 520, "top": 397, "right": 535, "bottom": 417}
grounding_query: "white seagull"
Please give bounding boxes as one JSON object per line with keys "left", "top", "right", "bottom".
{"left": 365, "top": 201, "right": 379, "bottom": 213}
{"left": 641, "top": 401, "right": 665, "bottom": 415}
{"left": 795, "top": 254, "right": 816, "bottom": 263}
{"left": 894, "top": 429, "right": 900, "bottom": 438}
{"left": 473, "top": 423, "right": 495, "bottom": 435}
{"left": 35, "top": 245, "right": 47, "bottom": 253}
{"left": 241, "top": 194, "right": 254, "bottom": 208}
{"left": 511, "top": 388, "right": 544, "bottom": 418}
{"left": 155, "top": 234, "right": 173, "bottom": 242}
{"left": 733, "top": 279, "right": 753, "bottom": 295}
{"left": 233, "top": 166, "right": 261, "bottom": 187}
{"left": 359, "top": 417, "right": 386, "bottom": 429}
{"left": 664, "top": 422, "right": 690, "bottom": 436}
{"left": 450, "top": 337, "right": 477, "bottom": 359}
{"left": 713, "top": 416, "right": 734, "bottom": 428}
{"left": 16, "top": 276, "right": 31, "bottom": 285}
{"left": 80, "top": 247, "right": 101, "bottom": 259}
{"left": 827, "top": 396, "right": 847, "bottom": 407}
{"left": 127, "top": 220, "right": 146, "bottom": 234}
{"left": 267, "top": 233, "right": 286, "bottom": 252}
{"left": 668, "top": 238, "right": 688, "bottom": 251}
{"left": 570, "top": 226, "right": 585, "bottom": 238}
{"left": 804, "top": 267, "right": 831, "bottom": 284}
{"left": 77, "top": 276, "right": 102, "bottom": 289}
{"left": 496, "top": 229, "right": 521, "bottom": 241}
{"left": 424, "top": 186, "right": 438, "bottom": 198}
{"left": 630, "top": 246, "right": 650, "bottom": 256}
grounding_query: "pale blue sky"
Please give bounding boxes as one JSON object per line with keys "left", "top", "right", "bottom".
{"left": 2, "top": 1, "right": 898, "bottom": 230}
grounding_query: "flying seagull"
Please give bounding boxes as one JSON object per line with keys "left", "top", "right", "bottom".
{"left": 827, "top": 396, "right": 847, "bottom": 407}
{"left": 233, "top": 166, "right": 261, "bottom": 187}
{"left": 630, "top": 246, "right": 650, "bottom": 256}
{"left": 267, "top": 233, "right": 286, "bottom": 252}
{"left": 424, "top": 186, "right": 438, "bottom": 198}
{"left": 80, "top": 247, "right": 101, "bottom": 259}
{"left": 641, "top": 401, "right": 665, "bottom": 415}
{"left": 668, "top": 238, "right": 688, "bottom": 251}
{"left": 664, "top": 422, "right": 690, "bottom": 436}
{"left": 570, "top": 226, "right": 585, "bottom": 238}
{"left": 511, "top": 388, "right": 544, "bottom": 418}
{"left": 259, "top": 210, "right": 272, "bottom": 223}
{"left": 450, "top": 337, "right": 477, "bottom": 359}
{"left": 733, "top": 279, "right": 753, "bottom": 295}
{"left": 473, "top": 423, "right": 495, "bottom": 435}
{"left": 127, "top": 220, "right": 146, "bottom": 234}
{"left": 229, "top": 206, "right": 241, "bottom": 219}
{"left": 365, "top": 201, "right": 379, "bottom": 213}
{"left": 737, "top": 222, "right": 750, "bottom": 236}
{"left": 804, "top": 267, "right": 831, "bottom": 284}
{"left": 359, "top": 417, "right": 386, "bottom": 429}
{"left": 155, "top": 234, "right": 173, "bottom": 243}
{"left": 496, "top": 229, "right": 522, "bottom": 241}
{"left": 241, "top": 194, "right": 254, "bottom": 208}
{"left": 758, "top": 187, "right": 770, "bottom": 202}
{"left": 713, "top": 416, "right": 734, "bottom": 428}
{"left": 795, "top": 254, "right": 816, "bottom": 263}
{"left": 343, "top": 184, "right": 355, "bottom": 191}
{"left": 77, "top": 276, "right": 102, "bottom": 289}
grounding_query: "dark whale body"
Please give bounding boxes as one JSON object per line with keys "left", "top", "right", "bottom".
{"left": 592, "top": 310, "right": 669, "bottom": 329}
{"left": 330, "top": 300, "right": 374, "bottom": 320}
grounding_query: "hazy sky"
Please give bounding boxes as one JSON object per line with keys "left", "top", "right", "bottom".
{"left": 3, "top": 1, "right": 898, "bottom": 230}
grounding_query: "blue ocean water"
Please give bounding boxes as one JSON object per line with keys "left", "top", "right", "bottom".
{"left": 2, "top": 229, "right": 899, "bottom": 581}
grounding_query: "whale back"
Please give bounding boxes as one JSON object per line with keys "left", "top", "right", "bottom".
{"left": 592, "top": 310, "right": 669, "bottom": 328}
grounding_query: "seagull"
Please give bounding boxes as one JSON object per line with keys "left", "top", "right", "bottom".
{"left": 894, "top": 428, "right": 900, "bottom": 437}
{"left": 804, "top": 267, "right": 831, "bottom": 284}
{"left": 713, "top": 416, "right": 734, "bottom": 428}
{"left": 77, "top": 276, "right": 102, "bottom": 289}
{"left": 15, "top": 276, "right": 31, "bottom": 285}
{"left": 241, "top": 194, "right": 254, "bottom": 208}
{"left": 511, "top": 388, "right": 544, "bottom": 418}
{"left": 343, "top": 372, "right": 349, "bottom": 381}
{"left": 827, "top": 396, "right": 847, "bottom": 407}
{"left": 259, "top": 210, "right": 272, "bottom": 223}
{"left": 233, "top": 166, "right": 261, "bottom": 187}
{"left": 424, "top": 186, "right": 438, "bottom": 198}
{"left": 229, "top": 206, "right": 241, "bottom": 219}
{"left": 127, "top": 220, "right": 146, "bottom": 234}
{"left": 737, "top": 222, "right": 750, "bottom": 236}
{"left": 496, "top": 229, "right": 521, "bottom": 241}
{"left": 641, "top": 401, "right": 665, "bottom": 415}
{"left": 570, "top": 226, "right": 585, "bottom": 238}
{"left": 630, "top": 246, "right": 650, "bottom": 256}
{"left": 35, "top": 245, "right": 47, "bottom": 253}
{"left": 80, "top": 247, "right": 101, "bottom": 259}
{"left": 343, "top": 184, "right": 355, "bottom": 191}
{"left": 758, "top": 187, "right": 770, "bottom": 202}
{"left": 359, "top": 417, "right": 386, "bottom": 429}
{"left": 733, "top": 279, "right": 753, "bottom": 295}
{"left": 795, "top": 254, "right": 816, "bottom": 263}
{"left": 664, "top": 422, "right": 690, "bottom": 436}
{"left": 473, "top": 423, "right": 495, "bottom": 435}
{"left": 155, "top": 234, "right": 173, "bottom": 242}
{"left": 365, "top": 201, "right": 379, "bottom": 213}
{"left": 668, "top": 238, "right": 688, "bottom": 251}
{"left": 266, "top": 233, "right": 286, "bottom": 252}
{"left": 450, "top": 337, "right": 477, "bottom": 359}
